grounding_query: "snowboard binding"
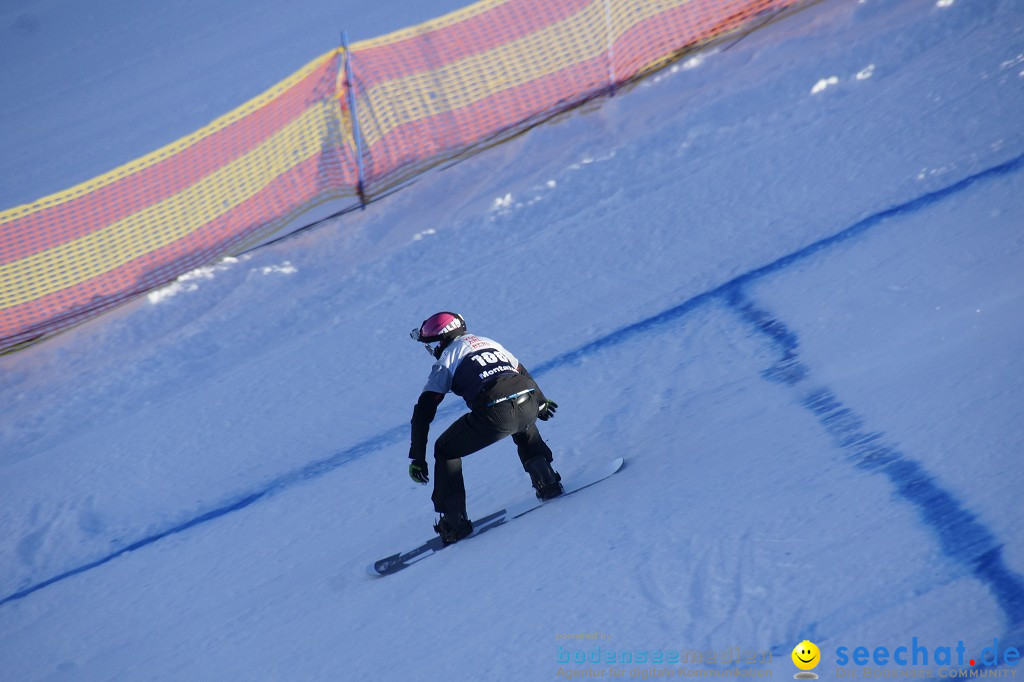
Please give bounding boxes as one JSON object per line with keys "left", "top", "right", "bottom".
{"left": 525, "top": 456, "right": 564, "bottom": 500}
{"left": 433, "top": 512, "right": 474, "bottom": 545}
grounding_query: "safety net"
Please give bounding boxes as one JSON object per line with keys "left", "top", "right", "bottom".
{"left": 0, "top": 0, "right": 799, "bottom": 353}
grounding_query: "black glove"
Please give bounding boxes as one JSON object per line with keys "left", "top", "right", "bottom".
{"left": 537, "top": 400, "right": 558, "bottom": 421}
{"left": 409, "top": 459, "right": 429, "bottom": 484}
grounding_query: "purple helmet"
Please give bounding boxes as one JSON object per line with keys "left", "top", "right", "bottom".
{"left": 410, "top": 312, "right": 466, "bottom": 357}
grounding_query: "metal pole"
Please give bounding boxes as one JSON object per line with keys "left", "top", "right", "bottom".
{"left": 602, "top": 0, "right": 617, "bottom": 95}
{"left": 341, "top": 30, "right": 367, "bottom": 208}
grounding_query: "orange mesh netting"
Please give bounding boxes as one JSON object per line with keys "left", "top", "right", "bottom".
{"left": 0, "top": 0, "right": 798, "bottom": 352}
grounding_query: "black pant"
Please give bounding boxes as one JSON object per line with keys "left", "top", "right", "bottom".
{"left": 432, "top": 392, "right": 553, "bottom": 516}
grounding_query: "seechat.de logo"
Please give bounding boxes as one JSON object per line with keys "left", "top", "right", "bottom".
{"left": 835, "top": 637, "right": 1021, "bottom": 668}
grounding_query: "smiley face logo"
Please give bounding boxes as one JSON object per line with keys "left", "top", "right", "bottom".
{"left": 792, "top": 640, "right": 820, "bottom": 675}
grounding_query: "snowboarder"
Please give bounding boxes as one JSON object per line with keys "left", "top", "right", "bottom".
{"left": 408, "top": 312, "right": 563, "bottom": 545}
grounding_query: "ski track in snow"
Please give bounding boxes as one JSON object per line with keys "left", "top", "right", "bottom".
{"left": 4, "top": 150, "right": 1022, "bottom": 627}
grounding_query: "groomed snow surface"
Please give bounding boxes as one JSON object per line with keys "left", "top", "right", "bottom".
{"left": 1, "top": 0, "right": 1023, "bottom": 679}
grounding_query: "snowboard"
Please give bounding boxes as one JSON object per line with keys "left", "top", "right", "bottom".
{"left": 367, "top": 457, "right": 624, "bottom": 577}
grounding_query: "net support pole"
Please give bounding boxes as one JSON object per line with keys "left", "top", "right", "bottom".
{"left": 341, "top": 31, "right": 368, "bottom": 208}
{"left": 602, "top": 0, "right": 617, "bottom": 95}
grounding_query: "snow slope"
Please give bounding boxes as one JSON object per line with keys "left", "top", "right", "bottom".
{"left": 1, "top": 0, "right": 1023, "bottom": 679}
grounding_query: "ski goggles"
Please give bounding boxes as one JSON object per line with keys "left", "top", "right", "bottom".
{"left": 410, "top": 328, "right": 440, "bottom": 357}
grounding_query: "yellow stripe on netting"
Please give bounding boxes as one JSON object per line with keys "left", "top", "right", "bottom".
{"left": 356, "top": 0, "right": 692, "bottom": 150}
{"left": 0, "top": 51, "right": 338, "bottom": 224}
{"left": 0, "top": 0, "right": 516, "bottom": 223}
{"left": 349, "top": 0, "right": 511, "bottom": 51}
{"left": 0, "top": 103, "right": 333, "bottom": 309}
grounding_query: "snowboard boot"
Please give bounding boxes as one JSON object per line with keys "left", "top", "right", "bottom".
{"left": 524, "top": 456, "right": 563, "bottom": 500}
{"left": 433, "top": 512, "right": 474, "bottom": 546}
